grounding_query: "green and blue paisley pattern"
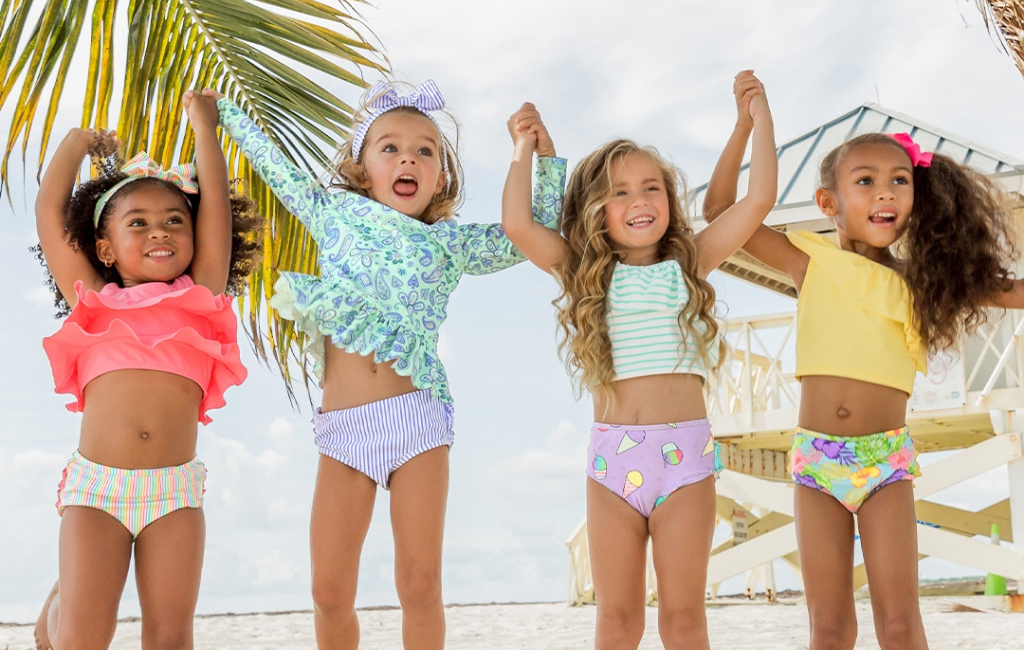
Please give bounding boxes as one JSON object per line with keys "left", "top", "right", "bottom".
{"left": 217, "top": 99, "right": 566, "bottom": 403}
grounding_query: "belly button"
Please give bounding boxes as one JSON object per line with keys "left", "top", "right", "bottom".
{"left": 370, "top": 364, "right": 378, "bottom": 373}
{"left": 140, "top": 431, "right": 150, "bottom": 440}
{"left": 836, "top": 407, "right": 850, "bottom": 419}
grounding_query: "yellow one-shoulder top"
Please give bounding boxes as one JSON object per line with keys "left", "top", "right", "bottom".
{"left": 787, "top": 231, "right": 926, "bottom": 395}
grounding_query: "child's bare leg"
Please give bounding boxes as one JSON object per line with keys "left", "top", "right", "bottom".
{"left": 389, "top": 445, "right": 449, "bottom": 650}
{"left": 51, "top": 507, "right": 133, "bottom": 650}
{"left": 587, "top": 478, "right": 648, "bottom": 650}
{"left": 858, "top": 481, "right": 928, "bottom": 650}
{"left": 795, "top": 485, "right": 858, "bottom": 650}
{"left": 310, "top": 455, "right": 377, "bottom": 650}
{"left": 649, "top": 476, "right": 716, "bottom": 650}
{"left": 34, "top": 580, "right": 59, "bottom": 650}
{"left": 134, "top": 507, "right": 205, "bottom": 650}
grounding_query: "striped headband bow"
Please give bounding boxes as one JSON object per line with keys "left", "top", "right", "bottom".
{"left": 351, "top": 80, "right": 448, "bottom": 171}
{"left": 93, "top": 152, "right": 199, "bottom": 226}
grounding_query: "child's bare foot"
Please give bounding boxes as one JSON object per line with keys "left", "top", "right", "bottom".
{"left": 34, "top": 581, "right": 58, "bottom": 650}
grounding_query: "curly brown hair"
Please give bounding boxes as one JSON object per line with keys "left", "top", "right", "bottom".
{"left": 820, "top": 133, "right": 1018, "bottom": 351}
{"left": 552, "top": 139, "right": 721, "bottom": 405}
{"left": 329, "top": 82, "right": 463, "bottom": 225}
{"left": 33, "top": 146, "right": 264, "bottom": 318}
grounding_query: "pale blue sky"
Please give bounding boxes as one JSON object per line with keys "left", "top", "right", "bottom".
{"left": 2, "top": 0, "right": 1024, "bottom": 622}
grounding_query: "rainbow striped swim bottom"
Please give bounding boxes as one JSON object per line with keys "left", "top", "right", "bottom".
{"left": 56, "top": 451, "right": 207, "bottom": 538}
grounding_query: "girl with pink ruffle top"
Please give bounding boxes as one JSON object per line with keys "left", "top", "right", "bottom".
{"left": 31, "top": 90, "right": 262, "bottom": 650}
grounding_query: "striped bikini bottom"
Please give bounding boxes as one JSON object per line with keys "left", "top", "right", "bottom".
{"left": 313, "top": 389, "right": 455, "bottom": 489}
{"left": 56, "top": 452, "right": 207, "bottom": 538}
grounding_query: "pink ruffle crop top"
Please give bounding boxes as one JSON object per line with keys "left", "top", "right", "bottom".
{"left": 42, "top": 276, "right": 247, "bottom": 424}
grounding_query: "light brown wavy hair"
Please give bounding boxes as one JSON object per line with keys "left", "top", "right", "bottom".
{"left": 820, "top": 133, "right": 1019, "bottom": 351}
{"left": 329, "top": 82, "right": 463, "bottom": 224}
{"left": 552, "top": 139, "right": 721, "bottom": 405}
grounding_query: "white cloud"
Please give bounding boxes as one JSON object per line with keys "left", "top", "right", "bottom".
{"left": 486, "top": 419, "right": 587, "bottom": 500}
{"left": 253, "top": 549, "right": 303, "bottom": 586}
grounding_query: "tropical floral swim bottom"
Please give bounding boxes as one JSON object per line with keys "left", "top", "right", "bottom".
{"left": 790, "top": 425, "right": 920, "bottom": 513}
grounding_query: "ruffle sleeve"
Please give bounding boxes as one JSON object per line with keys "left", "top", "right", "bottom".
{"left": 787, "top": 231, "right": 926, "bottom": 374}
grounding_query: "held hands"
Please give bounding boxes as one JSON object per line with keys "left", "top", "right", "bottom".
{"left": 733, "top": 70, "right": 769, "bottom": 129}
{"left": 507, "top": 102, "right": 556, "bottom": 158}
{"left": 183, "top": 89, "right": 224, "bottom": 130}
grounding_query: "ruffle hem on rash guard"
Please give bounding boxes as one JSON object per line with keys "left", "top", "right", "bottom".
{"left": 42, "top": 276, "right": 247, "bottom": 424}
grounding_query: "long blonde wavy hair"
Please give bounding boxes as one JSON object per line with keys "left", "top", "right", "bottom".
{"left": 552, "top": 139, "right": 721, "bottom": 405}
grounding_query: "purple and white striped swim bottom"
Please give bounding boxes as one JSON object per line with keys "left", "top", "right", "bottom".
{"left": 56, "top": 451, "right": 207, "bottom": 538}
{"left": 313, "top": 389, "right": 454, "bottom": 489}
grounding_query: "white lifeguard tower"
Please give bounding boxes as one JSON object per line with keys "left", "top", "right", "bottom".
{"left": 566, "top": 104, "right": 1024, "bottom": 608}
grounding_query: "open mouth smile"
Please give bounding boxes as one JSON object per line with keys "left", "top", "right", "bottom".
{"left": 626, "top": 215, "right": 655, "bottom": 228}
{"left": 393, "top": 174, "right": 419, "bottom": 198}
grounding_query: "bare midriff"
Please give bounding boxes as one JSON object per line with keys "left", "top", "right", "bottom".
{"left": 593, "top": 373, "right": 708, "bottom": 426}
{"left": 798, "top": 375, "right": 908, "bottom": 437}
{"left": 320, "top": 336, "right": 418, "bottom": 413}
{"left": 78, "top": 369, "right": 202, "bottom": 469}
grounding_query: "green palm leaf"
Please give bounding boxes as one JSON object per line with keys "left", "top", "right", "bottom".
{"left": 0, "top": 0, "right": 388, "bottom": 402}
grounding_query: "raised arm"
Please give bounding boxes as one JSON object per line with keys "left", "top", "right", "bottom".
{"left": 501, "top": 103, "right": 567, "bottom": 274}
{"left": 701, "top": 73, "right": 808, "bottom": 284}
{"left": 36, "top": 129, "right": 107, "bottom": 306}
{"left": 183, "top": 90, "right": 233, "bottom": 294}
{"left": 211, "top": 91, "right": 330, "bottom": 244}
{"left": 694, "top": 72, "right": 780, "bottom": 279}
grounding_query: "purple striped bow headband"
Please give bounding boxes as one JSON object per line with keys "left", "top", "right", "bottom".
{"left": 93, "top": 152, "right": 199, "bottom": 226}
{"left": 351, "top": 80, "right": 448, "bottom": 171}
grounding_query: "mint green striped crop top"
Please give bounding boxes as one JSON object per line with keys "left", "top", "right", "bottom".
{"left": 606, "top": 261, "right": 718, "bottom": 381}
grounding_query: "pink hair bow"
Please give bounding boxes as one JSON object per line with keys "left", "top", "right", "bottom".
{"left": 890, "top": 133, "right": 933, "bottom": 168}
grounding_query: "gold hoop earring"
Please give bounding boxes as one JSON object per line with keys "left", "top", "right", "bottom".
{"left": 104, "top": 259, "right": 113, "bottom": 268}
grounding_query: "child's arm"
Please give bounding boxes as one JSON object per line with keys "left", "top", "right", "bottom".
{"left": 36, "top": 129, "right": 107, "bottom": 306}
{"left": 184, "top": 90, "right": 233, "bottom": 294}
{"left": 701, "top": 73, "right": 808, "bottom": 285}
{"left": 500, "top": 103, "right": 567, "bottom": 274}
{"left": 987, "top": 279, "right": 1024, "bottom": 309}
{"left": 694, "top": 72, "right": 780, "bottom": 279}
{"left": 209, "top": 90, "right": 331, "bottom": 245}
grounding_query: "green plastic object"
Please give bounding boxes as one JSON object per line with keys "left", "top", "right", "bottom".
{"left": 984, "top": 524, "right": 1008, "bottom": 596}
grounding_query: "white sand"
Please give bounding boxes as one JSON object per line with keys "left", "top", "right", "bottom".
{"left": 2, "top": 598, "right": 1022, "bottom": 649}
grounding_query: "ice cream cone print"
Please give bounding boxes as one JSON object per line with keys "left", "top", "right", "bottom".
{"left": 593, "top": 455, "right": 608, "bottom": 480}
{"left": 662, "top": 442, "right": 683, "bottom": 466}
{"left": 702, "top": 433, "right": 715, "bottom": 457}
{"left": 617, "top": 430, "right": 646, "bottom": 454}
{"left": 622, "top": 470, "right": 644, "bottom": 498}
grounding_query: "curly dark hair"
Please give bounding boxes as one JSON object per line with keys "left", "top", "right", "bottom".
{"left": 820, "top": 133, "right": 1018, "bottom": 352}
{"left": 33, "top": 146, "right": 264, "bottom": 318}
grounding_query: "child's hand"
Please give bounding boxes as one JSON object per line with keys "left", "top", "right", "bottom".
{"left": 183, "top": 89, "right": 222, "bottom": 130}
{"left": 508, "top": 103, "right": 556, "bottom": 157}
{"left": 87, "top": 128, "right": 121, "bottom": 159}
{"left": 733, "top": 70, "right": 766, "bottom": 130}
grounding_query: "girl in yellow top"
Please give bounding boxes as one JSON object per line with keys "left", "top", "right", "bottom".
{"left": 705, "top": 132, "right": 1024, "bottom": 650}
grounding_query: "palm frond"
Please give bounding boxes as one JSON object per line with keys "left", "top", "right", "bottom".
{"left": 0, "top": 0, "right": 388, "bottom": 403}
{"left": 972, "top": 1, "right": 1024, "bottom": 77}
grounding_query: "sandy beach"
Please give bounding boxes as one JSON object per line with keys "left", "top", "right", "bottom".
{"left": 2, "top": 598, "right": 1022, "bottom": 649}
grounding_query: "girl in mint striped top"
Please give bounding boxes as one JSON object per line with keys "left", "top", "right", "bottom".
{"left": 502, "top": 73, "right": 777, "bottom": 650}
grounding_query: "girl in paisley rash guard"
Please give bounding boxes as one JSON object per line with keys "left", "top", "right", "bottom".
{"left": 212, "top": 81, "right": 565, "bottom": 649}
